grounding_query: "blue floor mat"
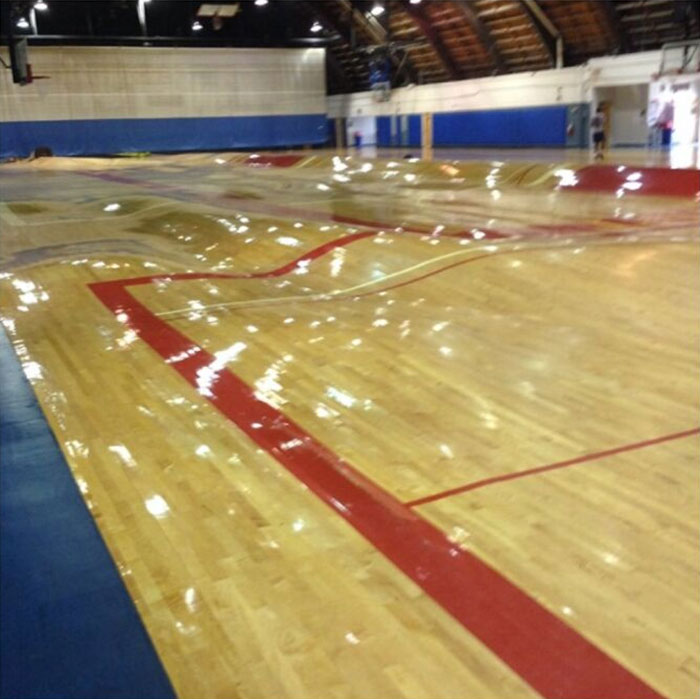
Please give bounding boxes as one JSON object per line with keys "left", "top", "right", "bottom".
{"left": 0, "top": 329, "right": 176, "bottom": 699}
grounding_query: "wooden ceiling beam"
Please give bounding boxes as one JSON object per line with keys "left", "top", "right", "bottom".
{"left": 401, "top": 0, "right": 461, "bottom": 80}
{"left": 520, "top": 0, "right": 562, "bottom": 68}
{"left": 336, "top": 0, "right": 385, "bottom": 44}
{"left": 326, "top": 51, "right": 353, "bottom": 93}
{"left": 453, "top": 0, "right": 505, "bottom": 74}
{"left": 301, "top": 1, "right": 360, "bottom": 92}
{"left": 599, "top": 0, "right": 630, "bottom": 53}
{"left": 333, "top": 0, "right": 419, "bottom": 86}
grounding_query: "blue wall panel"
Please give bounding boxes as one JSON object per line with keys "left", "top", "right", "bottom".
{"left": 326, "top": 118, "right": 336, "bottom": 147}
{"left": 375, "top": 106, "right": 579, "bottom": 150}
{"left": 566, "top": 103, "right": 590, "bottom": 147}
{"left": 0, "top": 113, "right": 328, "bottom": 157}
{"left": 376, "top": 116, "right": 392, "bottom": 147}
{"left": 408, "top": 115, "right": 422, "bottom": 148}
{"left": 433, "top": 105, "right": 569, "bottom": 147}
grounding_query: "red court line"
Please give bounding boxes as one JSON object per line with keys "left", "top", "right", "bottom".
{"left": 78, "top": 169, "right": 435, "bottom": 234}
{"left": 325, "top": 213, "right": 511, "bottom": 239}
{"left": 405, "top": 427, "right": 700, "bottom": 508}
{"left": 93, "top": 231, "right": 376, "bottom": 289}
{"left": 79, "top": 170, "right": 497, "bottom": 237}
{"left": 149, "top": 229, "right": 666, "bottom": 318}
{"left": 329, "top": 212, "right": 432, "bottom": 233}
{"left": 163, "top": 252, "right": 498, "bottom": 316}
{"left": 77, "top": 168, "right": 699, "bottom": 247}
{"left": 78, "top": 170, "right": 176, "bottom": 190}
{"left": 86, "top": 238, "right": 667, "bottom": 699}
{"left": 243, "top": 154, "right": 305, "bottom": 168}
{"left": 101, "top": 231, "right": 513, "bottom": 317}
{"left": 144, "top": 249, "right": 502, "bottom": 317}
{"left": 240, "top": 156, "right": 700, "bottom": 199}
{"left": 560, "top": 165, "right": 700, "bottom": 198}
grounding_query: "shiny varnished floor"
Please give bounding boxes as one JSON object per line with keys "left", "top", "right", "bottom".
{"left": 0, "top": 152, "right": 698, "bottom": 699}
{"left": 367, "top": 144, "right": 700, "bottom": 169}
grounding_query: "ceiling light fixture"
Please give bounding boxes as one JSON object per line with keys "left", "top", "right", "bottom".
{"left": 16, "top": 16, "right": 30, "bottom": 28}
{"left": 254, "top": 0, "right": 268, "bottom": 6}
{"left": 409, "top": 0, "right": 422, "bottom": 3}
{"left": 192, "top": 20, "right": 203, "bottom": 30}
{"left": 370, "top": 4, "right": 384, "bottom": 16}
{"left": 310, "top": 21, "right": 322, "bottom": 33}
{"left": 34, "top": 1, "right": 48, "bottom": 10}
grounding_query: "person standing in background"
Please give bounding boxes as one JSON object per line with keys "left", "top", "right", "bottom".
{"left": 656, "top": 97, "right": 674, "bottom": 147}
{"left": 590, "top": 105, "right": 606, "bottom": 160}
{"left": 646, "top": 98, "right": 662, "bottom": 148}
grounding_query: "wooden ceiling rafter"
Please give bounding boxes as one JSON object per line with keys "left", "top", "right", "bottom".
{"left": 454, "top": 0, "right": 505, "bottom": 73}
{"left": 325, "top": 48, "right": 353, "bottom": 93}
{"left": 334, "top": 0, "right": 421, "bottom": 87}
{"left": 519, "top": 0, "right": 561, "bottom": 67}
{"left": 304, "top": 1, "right": 366, "bottom": 91}
{"left": 400, "top": 0, "right": 461, "bottom": 80}
{"left": 319, "top": 0, "right": 700, "bottom": 94}
{"left": 599, "top": 0, "right": 630, "bottom": 53}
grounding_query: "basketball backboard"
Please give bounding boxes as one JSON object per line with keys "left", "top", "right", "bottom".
{"left": 9, "top": 37, "right": 31, "bottom": 85}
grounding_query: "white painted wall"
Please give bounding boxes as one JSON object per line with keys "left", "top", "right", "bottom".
{"left": 327, "top": 48, "right": 694, "bottom": 119}
{"left": 585, "top": 50, "right": 662, "bottom": 91}
{"left": 328, "top": 66, "right": 586, "bottom": 118}
{"left": 586, "top": 45, "right": 699, "bottom": 90}
{"left": 0, "top": 46, "right": 326, "bottom": 122}
{"left": 327, "top": 48, "right": 700, "bottom": 149}
{"left": 649, "top": 76, "right": 700, "bottom": 145}
{"left": 669, "top": 79, "right": 700, "bottom": 145}
{"left": 346, "top": 115, "right": 376, "bottom": 146}
{"left": 595, "top": 84, "right": 649, "bottom": 146}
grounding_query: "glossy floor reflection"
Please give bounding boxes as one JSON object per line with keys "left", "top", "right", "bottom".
{"left": 0, "top": 152, "right": 698, "bottom": 699}
{"left": 367, "top": 144, "right": 700, "bottom": 169}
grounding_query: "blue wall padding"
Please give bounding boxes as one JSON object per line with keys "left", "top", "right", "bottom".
{"left": 433, "top": 105, "right": 568, "bottom": 146}
{"left": 375, "top": 106, "right": 573, "bottom": 148}
{"left": 408, "top": 115, "right": 421, "bottom": 147}
{"left": 326, "top": 118, "right": 336, "bottom": 146}
{"left": 0, "top": 113, "right": 328, "bottom": 157}
{"left": 566, "top": 103, "right": 590, "bottom": 147}
{"left": 376, "top": 116, "right": 392, "bottom": 147}
{"left": 0, "top": 330, "right": 176, "bottom": 699}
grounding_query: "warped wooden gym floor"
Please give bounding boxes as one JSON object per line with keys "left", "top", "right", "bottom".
{"left": 0, "top": 152, "right": 698, "bottom": 699}
{"left": 369, "top": 144, "right": 700, "bottom": 169}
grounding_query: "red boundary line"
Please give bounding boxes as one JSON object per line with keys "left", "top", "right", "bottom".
{"left": 77, "top": 168, "right": 698, "bottom": 243}
{"left": 80, "top": 169, "right": 516, "bottom": 238}
{"left": 564, "top": 165, "right": 700, "bottom": 199}
{"left": 241, "top": 155, "right": 700, "bottom": 200}
{"left": 405, "top": 428, "right": 700, "bottom": 508}
{"left": 87, "top": 234, "right": 667, "bottom": 699}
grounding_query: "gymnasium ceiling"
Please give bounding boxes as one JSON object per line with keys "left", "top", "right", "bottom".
{"left": 3, "top": 0, "right": 700, "bottom": 94}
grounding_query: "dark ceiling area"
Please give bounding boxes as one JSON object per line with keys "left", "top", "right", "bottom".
{"left": 2, "top": 0, "right": 699, "bottom": 94}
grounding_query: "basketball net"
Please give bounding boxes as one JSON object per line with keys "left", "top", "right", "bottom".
{"left": 372, "top": 82, "right": 391, "bottom": 103}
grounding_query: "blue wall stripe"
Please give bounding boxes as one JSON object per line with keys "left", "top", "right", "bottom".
{"left": 408, "top": 115, "right": 421, "bottom": 148}
{"left": 433, "top": 105, "right": 568, "bottom": 146}
{"left": 326, "top": 117, "right": 336, "bottom": 146}
{"left": 0, "top": 329, "right": 176, "bottom": 699}
{"left": 376, "top": 116, "right": 392, "bottom": 147}
{"left": 376, "top": 105, "right": 582, "bottom": 148}
{"left": 566, "top": 103, "right": 590, "bottom": 147}
{"left": 0, "top": 113, "right": 329, "bottom": 157}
